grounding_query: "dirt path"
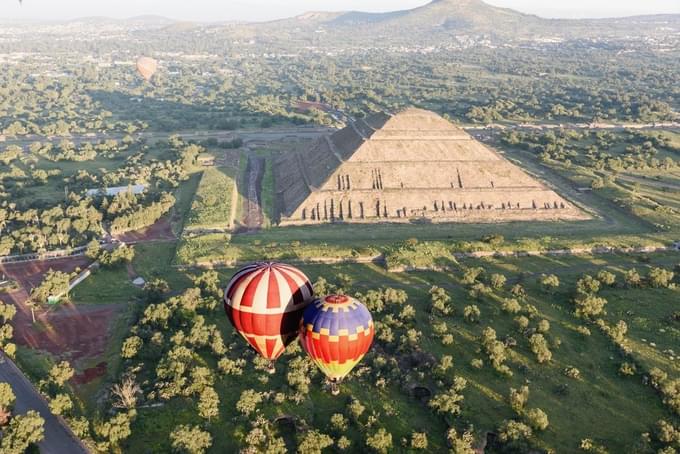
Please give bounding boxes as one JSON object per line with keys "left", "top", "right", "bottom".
{"left": 241, "top": 156, "right": 265, "bottom": 231}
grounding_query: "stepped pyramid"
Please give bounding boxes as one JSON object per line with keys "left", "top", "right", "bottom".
{"left": 274, "top": 108, "right": 587, "bottom": 225}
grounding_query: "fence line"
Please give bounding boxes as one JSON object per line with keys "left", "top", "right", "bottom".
{"left": 0, "top": 246, "right": 88, "bottom": 265}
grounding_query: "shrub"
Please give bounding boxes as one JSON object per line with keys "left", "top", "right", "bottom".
{"left": 529, "top": 334, "right": 552, "bottom": 363}
{"left": 463, "top": 305, "right": 481, "bottom": 323}
{"left": 596, "top": 270, "right": 616, "bottom": 287}
{"left": 502, "top": 298, "right": 522, "bottom": 314}
{"left": 489, "top": 273, "right": 507, "bottom": 289}
{"left": 619, "top": 362, "right": 637, "bottom": 376}
{"left": 525, "top": 408, "right": 549, "bottom": 431}
{"left": 498, "top": 420, "right": 533, "bottom": 443}
{"left": 564, "top": 366, "right": 581, "bottom": 379}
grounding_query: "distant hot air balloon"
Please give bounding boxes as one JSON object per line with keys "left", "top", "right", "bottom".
{"left": 300, "top": 295, "right": 374, "bottom": 395}
{"left": 136, "top": 56, "right": 158, "bottom": 82}
{"left": 224, "top": 262, "right": 314, "bottom": 372}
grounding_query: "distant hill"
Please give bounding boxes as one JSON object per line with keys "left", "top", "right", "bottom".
{"left": 235, "top": 0, "right": 680, "bottom": 47}
{"left": 4, "top": 0, "right": 679, "bottom": 50}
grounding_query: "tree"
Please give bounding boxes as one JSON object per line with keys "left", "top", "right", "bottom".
{"left": 525, "top": 408, "right": 549, "bottom": 431}
{"left": 428, "top": 377, "right": 467, "bottom": 417}
{"left": 111, "top": 375, "right": 141, "bottom": 410}
{"left": 330, "top": 413, "right": 348, "bottom": 432}
{"left": 143, "top": 279, "right": 170, "bottom": 303}
{"left": 656, "top": 419, "right": 680, "bottom": 446}
{"left": 121, "top": 336, "right": 143, "bottom": 359}
{"left": 49, "top": 393, "right": 73, "bottom": 416}
{"left": 0, "top": 410, "right": 45, "bottom": 454}
{"left": 648, "top": 267, "right": 674, "bottom": 288}
{"left": 217, "top": 357, "right": 245, "bottom": 376}
{"left": 538, "top": 274, "right": 560, "bottom": 292}
{"left": 447, "top": 428, "right": 476, "bottom": 454}
{"left": 198, "top": 387, "right": 220, "bottom": 422}
{"left": 366, "top": 428, "right": 393, "bottom": 454}
{"left": 463, "top": 305, "right": 480, "bottom": 323}
{"left": 410, "top": 432, "right": 428, "bottom": 450}
{"left": 236, "top": 389, "right": 263, "bottom": 416}
{"left": 297, "top": 430, "right": 333, "bottom": 454}
{"left": 429, "top": 286, "right": 452, "bottom": 315}
{"left": 574, "top": 294, "right": 608, "bottom": 319}
{"left": 502, "top": 298, "right": 522, "bottom": 314}
{"left": 348, "top": 399, "right": 366, "bottom": 422}
{"left": 191, "top": 271, "right": 221, "bottom": 298}
{"left": 489, "top": 273, "right": 507, "bottom": 289}
{"left": 32, "top": 270, "right": 70, "bottom": 304}
{"left": 576, "top": 275, "right": 600, "bottom": 294}
{"left": 509, "top": 386, "right": 529, "bottom": 414}
{"left": 170, "top": 424, "right": 213, "bottom": 454}
{"left": 596, "top": 270, "right": 616, "bottom": 287}
{"left": 462, "top": 267, "right": 484, "bottom": 285}
{"left": 529, "top": 334, "right": 552, "bottom": 363}
{"left": 624, "top": 268, "right": 642, "bottom": 287}
{"left": 498, "top": 420, "right": 532, "bottom": 443}
{"left": 49, "top": 361, "right": 74, "bottom": 387}
{"left": 0, "top": 382, "right": 16, "bottom": 426}
{"left": 95, "top": 412, "right": 133, "bottom": 450}
{"left": 85, "top": 239, "right": 101, "bottom": 260}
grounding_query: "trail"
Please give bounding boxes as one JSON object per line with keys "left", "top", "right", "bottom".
{"left": 241, "top": 156, "right": 265, "bottom": 231}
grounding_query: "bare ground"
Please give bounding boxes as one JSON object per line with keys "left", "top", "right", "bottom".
{"left": 240, "top": 156, "right": 265, "bottom": 231}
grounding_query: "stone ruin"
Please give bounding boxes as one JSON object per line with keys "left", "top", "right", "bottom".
{"left": 274, "top": 108, "right": 588, "bottom": 225}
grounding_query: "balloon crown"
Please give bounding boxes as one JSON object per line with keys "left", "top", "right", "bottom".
{"left": 324, "top": 295, "right": 350, "bottom": 304}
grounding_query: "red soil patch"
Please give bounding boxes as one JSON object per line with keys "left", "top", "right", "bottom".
{"left": 0, "top": 256, "right": 92, "bottom": 293}
{"left": 72, "top": 362, "right": 108, "bottom": 384}
{"left": 294, "top": 101, "right": 332, "bottom": 113}
{"left": 113, "top": 217, "right": 176, "bottom": 244}
{"left": 6, "top": 300, "right": 121, "bottom": 363}
{"left": 0, "top": 257, "right": 121, "bottom": 384}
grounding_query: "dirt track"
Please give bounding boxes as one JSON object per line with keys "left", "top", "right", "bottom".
{"left": 241, "top": 156, "right": 265, "bottom": 231}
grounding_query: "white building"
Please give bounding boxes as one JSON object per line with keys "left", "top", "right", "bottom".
{"left": 86, "top": 184, "right": 146, "bottom": 197}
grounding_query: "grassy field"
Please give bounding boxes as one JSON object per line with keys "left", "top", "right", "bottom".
{"left": 119, "top": 250, "right": 679, "bottom": 453}
{"left": 184, "top": 167, "right": 237, "bottom": 232}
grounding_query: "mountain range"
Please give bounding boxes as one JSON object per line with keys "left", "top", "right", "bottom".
{"left": 3, "top": 0, "right": 680, "bottom": 49}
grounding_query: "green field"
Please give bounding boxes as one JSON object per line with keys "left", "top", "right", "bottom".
{"left": 118, "top": 250, "right": 679, "bottom": 453}
{"left": 184, "top": 167, "right": 237, "bottom": 232}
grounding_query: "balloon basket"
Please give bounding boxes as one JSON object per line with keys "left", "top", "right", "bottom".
{"left": 266, "top": 361, "right": 276, "bottom": 375}
{"left": 328, "top": 379, "right": 340, "bottom": 396}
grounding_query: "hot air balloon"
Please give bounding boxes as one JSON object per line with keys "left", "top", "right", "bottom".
{"left": 136, "top": 57, "right": 158, "bottom": 82}
{"left": 224, "top": 262, "right": 314, "bottom": 372}
{"left": 299, "top": 295, "right": 374, "bottom": 395}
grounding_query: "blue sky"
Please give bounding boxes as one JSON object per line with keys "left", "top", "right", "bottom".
{"left": 4, "top": 0, "right": 680, "bottom": 22}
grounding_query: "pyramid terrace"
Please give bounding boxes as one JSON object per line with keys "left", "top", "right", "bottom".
{"left": 274, "top": 108, "right": 588, "bottom": 225}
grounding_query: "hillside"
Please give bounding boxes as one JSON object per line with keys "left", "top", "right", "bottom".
{"left": 238, "top": 0, "right": 680, "bottom": 47}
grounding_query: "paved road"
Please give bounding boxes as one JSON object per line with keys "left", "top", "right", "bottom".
{"left": 0, "top": 352, "right": 89, "bottom": 454}
{"left": 2, "top": 127, "right": 331, "bottom": 149}
{"left": 5, "top": 121, "right": 678, "bottom": 149}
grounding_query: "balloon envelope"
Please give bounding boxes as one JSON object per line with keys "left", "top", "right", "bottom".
{"left": 300, "top": 295, "right": 374, "bottom": 381}
{"left": 224, "top": 262, "right": 314, "bottom": 361}
{"left": 136, "top": 57, "right": 158, "bottom": 81}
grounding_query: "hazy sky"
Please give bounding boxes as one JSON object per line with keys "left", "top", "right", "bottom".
{"left": 3, "top": 0, "right": 680, "bottom": 22}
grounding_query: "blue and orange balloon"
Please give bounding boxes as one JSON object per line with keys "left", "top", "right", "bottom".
{"left": 224, "top": 262, "right": 314, "bottom": 368}
{"left": 299, "top": 295, "right": 374, "bottom": 393}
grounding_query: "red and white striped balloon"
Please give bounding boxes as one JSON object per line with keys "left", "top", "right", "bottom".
{"left": 224, "top": 262, "right": 314, "bottom": 361}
